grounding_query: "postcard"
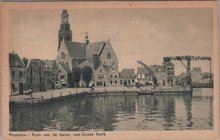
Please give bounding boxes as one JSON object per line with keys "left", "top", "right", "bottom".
{"left": 0, "top": 1, "right": 219, "bottom": 140}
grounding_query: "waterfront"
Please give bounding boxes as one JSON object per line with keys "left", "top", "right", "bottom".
{"left": 10, "top": 88, "right": 213, "bottom": 131}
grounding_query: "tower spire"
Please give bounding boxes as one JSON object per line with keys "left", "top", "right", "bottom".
{"left": 58, "top": 9, "right": 72, "bottom": 51}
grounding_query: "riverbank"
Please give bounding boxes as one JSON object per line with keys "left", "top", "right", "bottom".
{"left": 9, "top": 87, "right": 140, "bottom": 104}
{"left": 9, "top": 86, "right": 194, "bottom": 107}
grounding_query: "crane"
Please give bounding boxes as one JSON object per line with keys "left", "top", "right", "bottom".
{"left": 137, "top": 60, "right": 159, "bottom": 88}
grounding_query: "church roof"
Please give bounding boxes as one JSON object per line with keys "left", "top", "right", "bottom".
{"left": 86, "top": 41, "right": 108, "bottom": 59}
{"left": 9, "top": 53, "right": 25, "bottom": 68}
{"left": 65, "top": 41, "right": 86, "bottom": 59}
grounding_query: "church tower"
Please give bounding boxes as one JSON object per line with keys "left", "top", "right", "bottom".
{"left": 58, "top": 9, "right": 72, "bottom": 51}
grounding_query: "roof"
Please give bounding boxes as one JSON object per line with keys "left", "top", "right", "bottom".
{"left": 86, "top": 40, "right": 108, "bottom": 59}
{"left": 137, "top": 67, "right": 149, "bottom": 75}
{"left": 43, "top": 60, "right": 54, "bottom": 69}
{"left": 65, "top": 41, "right": 86, "bottom": 59}
{"left": 43, "top": 60, "right": 56, "bottom": 71}
{"left": 120, "top": 68, "right": 135, "bottom": 78}
{"left": 26, "top": 59, "right": 44, "bottom": 68}
{"left": 9, "top": 53, "right": 25, "bottom": 68}
{"left": 59, "top": 62, "right": 71, "bottom": 73}
{"left": 150, "top": 65, "right": 164, "bottom": 72}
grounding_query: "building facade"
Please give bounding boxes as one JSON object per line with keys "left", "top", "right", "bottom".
{"left": 43, "top": 60, "right": 60, "bottom": 89}
{"left": 25, "top": 59, "right": 46, "bottom": 92}
{"left": 162, "top": 61, "right": 175, "bottom": 87}
{"left": 9, "top": 53, "right": 26, "bottom": 95}
{"left": 119, "top": 68, "right": 135, "bottom": 86}
{"left": 191, "top": 67, "right": 202, "bottom": 82}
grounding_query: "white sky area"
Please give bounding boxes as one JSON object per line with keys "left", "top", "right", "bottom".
{"left": 9, "top": 8, "right": 213, "bottom": 75}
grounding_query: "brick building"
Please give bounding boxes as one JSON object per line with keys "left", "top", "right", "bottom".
{"left": 25, "top": 59, "right": 46, "bottom": 92}
{"left": 119, "top": 68, "right": 135, "bottom": 86}
{"left": 9, "top": 53, "right": 26, "bottom": 95}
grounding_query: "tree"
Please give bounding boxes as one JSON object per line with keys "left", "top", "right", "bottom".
{"left": 68, "top": 72, "right": 74, "bottom": 88}
{"left": 82, "top": 66, "right": 93, "bottom": 87}
{"left": 73, "top": 67, "right": 81, "bottom": 87}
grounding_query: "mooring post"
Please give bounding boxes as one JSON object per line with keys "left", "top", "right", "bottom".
{"left": 41, "top": 95, "right": 44, "bottom": 100}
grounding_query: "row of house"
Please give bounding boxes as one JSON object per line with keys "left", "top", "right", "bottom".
{"left": 9, "top": 9, "right": 178, "bottom": 96}
{"left": 9, "top": 53, "right": 64, "bottom": 95}
{"left": 9, "top": 50, "right": 177, "bottom": 96}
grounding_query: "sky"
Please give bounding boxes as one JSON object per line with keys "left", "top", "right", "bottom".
{"left": 9, "top": 8, "right": 213, "bottom": 74}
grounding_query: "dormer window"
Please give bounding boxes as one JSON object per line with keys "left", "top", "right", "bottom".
{"left": 61, "top": 52, "right": 65, "bottom": 60}
{"left": 15, "top": 61, "right": 19, "bottom": 67}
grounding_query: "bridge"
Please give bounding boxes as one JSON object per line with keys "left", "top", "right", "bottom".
{"left": 163, "top": 55, "right": 213, "bottom": 88}
{"left": 192, "top": 83, "right": 213, "bottom": 88}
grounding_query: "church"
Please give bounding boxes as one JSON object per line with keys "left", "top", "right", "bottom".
{"left": 56, "top": 9, "right": 119, "bottom": 87}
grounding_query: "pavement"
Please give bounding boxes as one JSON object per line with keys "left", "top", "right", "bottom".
{"left": 9, "top": 86, "right": 141, "bottom": 102}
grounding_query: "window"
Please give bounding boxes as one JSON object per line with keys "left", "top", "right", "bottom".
{"left": 128, "top": 80, "right": 131, "bottom": 84}
{"left": 115, "top": 81, "right": 117, "bottom": 85}
{"left": 120, "top": 80, "right": 123, "bottom": 85}
{"left": 96, "top": 81, "right": 102, "bottom": 86}
{"left": 30, "top": 66, "right": 33, "bottom": 75}
{"left": 11, "top": 83, "right": 15, "bottom": 92}
{"left": 110, "top": 80, "right": 113, "bottom": 85}
{"left": 114, "top": 75, "right": 117, "bottom": 78}
{"left": 12, "top": 71, "right": 15, "bottom": 79}
{"left": 61, "top": 52, "right": 65, "bottom": 60}
{"left": 132, "top": 80, "right": 135, "bottom": 83}
{"left": 60, "top": 75, "right": 65, "bottom": 80}
{"left": 107, "top": 52, "right": 111, "bottom": 59}
{"left": 19, "top": 71, "right": 22, "bottom": 78}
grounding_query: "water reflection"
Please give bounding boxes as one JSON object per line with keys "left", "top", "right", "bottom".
{"left": 10, "top": 89, "right": 213, "bottom": 131}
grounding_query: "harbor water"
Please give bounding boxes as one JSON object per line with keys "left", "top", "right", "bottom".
{"left": 10, "top": 88, "right": 213, "bottom": 131}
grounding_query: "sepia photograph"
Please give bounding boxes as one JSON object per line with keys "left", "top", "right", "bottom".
{"left": 1, "top": 1, "right": 219, "bottom": 140}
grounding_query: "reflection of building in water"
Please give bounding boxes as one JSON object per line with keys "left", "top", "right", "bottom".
{"left": 10, "top": 94, "right": 213, "bottom": 131}
{"left": 160, "top": 96, "right": 176, "bottom": 129}
{"left": 183, "top": 95, "right": 193, "bottom": 128}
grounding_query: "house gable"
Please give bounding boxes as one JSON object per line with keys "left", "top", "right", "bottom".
{"left": 57, "top": 39, "right": 72, "bottom": 71}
